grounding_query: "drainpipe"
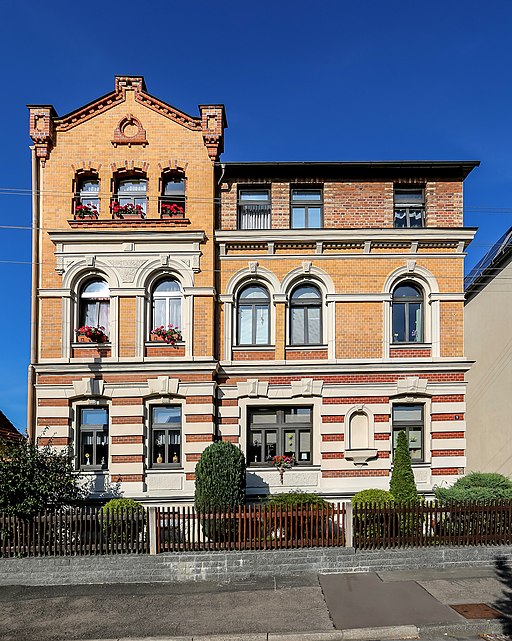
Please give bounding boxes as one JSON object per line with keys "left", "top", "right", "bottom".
{"left": 27, "top": 146, "right": 39, "bottom": 443}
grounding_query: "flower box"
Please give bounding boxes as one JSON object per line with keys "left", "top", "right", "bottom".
{"left": 74, "top": 326, "right": 108, "bottom": 343}
{"left": 74, "top": 204, "right": 99, "bottom": 219}
{"left": 77, "top": 334, "right": 108, "bottom": 343}
{"left": 161, "top": 203, "right": 185, "bottom": 219}
{"left": 110, "top": 202, "right": 146, "bottom": 219}
{"left": 150, "top": 325, "right": 183, "bottom": 346}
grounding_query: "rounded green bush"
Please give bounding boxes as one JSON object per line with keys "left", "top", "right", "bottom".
{"left": 265, "top": 491, "right": 329, "bottom": 508}
{"left": 352, "top": 489, "right": 394, "bottom": 507}
{"left": 435, "top": 472, "right": 512, "bottom": 503}
{"left": 101, "top": 498, "right": 144, "bottom": 514}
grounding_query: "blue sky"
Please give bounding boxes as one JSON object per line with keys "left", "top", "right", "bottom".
{"left": 1, "top": 0, "right": 511, "bottom": 432}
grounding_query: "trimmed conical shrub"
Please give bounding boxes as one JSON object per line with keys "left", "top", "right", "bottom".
{"left": 194, "top": 441, "right": 246, "bottom": 511}
{"left": 390, "top": 430, "right": 419, "bottom": 503}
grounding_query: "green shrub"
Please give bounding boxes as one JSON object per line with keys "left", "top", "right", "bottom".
{"left": 194, "top": 441, "right": 246, "bottom": 511}
{"left": 390, "top": 431, "right": 420, "bottom": 503}
{"left": 265, "top": 491, "right": 329, "bottom": 508}
{"left": 352, "top": 489, "right": 394, "bottom": 507}
{"left": 434, "top": 472, "right": 512, "bottom": 503}
{"left": 101, "top": 498, "right": 144, "bottom": 514}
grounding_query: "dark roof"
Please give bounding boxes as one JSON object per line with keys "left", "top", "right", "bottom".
{"left": 0, "top": 411, "right": 22, "bottom": 441}
{"left": 465, "top": 225, "right": 512, "bottom": 300}
{"left": 216, "top": 160, "right": 479, "bottom": 181}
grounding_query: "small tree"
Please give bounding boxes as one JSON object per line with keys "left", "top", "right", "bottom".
{"left": 390, "top": 431, "right": 419, "bottom": 503}
{"left": 194, "top": 441, "right": 246, "bottom": 511}
{"left": 0, "top": 437, "right": 86, "bottom": 516}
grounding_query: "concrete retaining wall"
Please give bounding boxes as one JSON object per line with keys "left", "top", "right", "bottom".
{"left": 1, "top": 545, "right": 511, "bottom": 586}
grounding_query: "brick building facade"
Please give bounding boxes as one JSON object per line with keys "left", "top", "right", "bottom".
{"left": 28, "top": 76, "right": 478, "bottom": 502}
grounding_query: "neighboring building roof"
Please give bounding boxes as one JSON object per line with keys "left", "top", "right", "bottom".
{"left": 216, "top": 160, "right": 480, "bottom": 181}
{"left": 0, "top": 411, "right": 22, "bottom": 441}
{"left": 465, "top": 225, "right": 512, "bottom": 301}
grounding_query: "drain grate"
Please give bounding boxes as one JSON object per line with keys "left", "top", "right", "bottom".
{"left": 450, "top": 603, "right": 504, "bottom": 619}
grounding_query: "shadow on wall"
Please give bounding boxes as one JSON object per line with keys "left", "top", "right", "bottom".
{"left": 493, "top": 555, "right": 512, "bottom": 634}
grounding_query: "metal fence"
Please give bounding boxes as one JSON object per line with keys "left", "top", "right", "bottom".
{"left": 157, "top": 503, "right": 346, "bottom": 552}
{"left": 353, "top": 499, "right": 512, "bottom": 549}
{"left": 0, "top": 507, "right": 149, "bottom": 557}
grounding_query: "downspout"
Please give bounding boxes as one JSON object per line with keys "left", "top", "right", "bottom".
{"left": 27, "top": 146, "right": 39, "bottom": 442}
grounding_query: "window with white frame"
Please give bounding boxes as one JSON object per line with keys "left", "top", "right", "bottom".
{"left": 151, "top": 278, "right": 182, "bottom": 332}
{"left": 289, "top": 284, "right": 322, "bottom": 345}
{"left": 76, "top": 177, "right": 100, "bottom": 214}
{"left": 238, "top": 189, "right": 271, "bottom": 229}
{"left": 237, "top": 284, "right": 270, "bottom": 345}
{"left": 151, "top": 406, "right": 181, "bottom": 467}
{"left": 79, "top": 407, "right": 108, "bottom": 470}
{"left": 392, "top": 282, "right": 423, "bottom": 343}
{"left": 79, "top": 279, "right": 110, "bottom": 335}
{"left": 291, "top": 188, "right": 323, "bottom": 228}
{"left": 247, "top": 407, "right": 312, "bottom": 465}
{"left": 392, "top": 404, "right": 424, "bottom": 462}
{"left": 116, "top": 178, "right": 148, "bottom": 213}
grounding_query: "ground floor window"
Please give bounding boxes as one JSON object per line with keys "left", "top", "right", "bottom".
{"left": 392, "top": 404, "right": 424, "bottom": 462}
{"left": 79, "top": 407, "right": 108, "bottom": 469}
{"left": 151, "top": 406, "right": 181, "bottom": 467}
{"left": 247, "top": 407, "right": 312, "bottom": 466}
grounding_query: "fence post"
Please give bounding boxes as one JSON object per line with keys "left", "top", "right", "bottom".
{"left": 149, "top": 507, "right": 157, "bottom": 555}
{"left": 344, "top": 501, "right": 353, "bottom": 548}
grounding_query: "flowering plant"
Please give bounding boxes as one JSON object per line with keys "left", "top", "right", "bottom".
{"left": 75, "top": 203, "right": 98, "bottom": 218}
{"left": 74, "top": 325, "right": 108, "bottom": 342}
{"left": 110, "top": 201, "right": 145, "bottom": 218}
{"left": 150, "top": 324, "right": 183, "bottom": 345}
{"left": 271, "top": 454, "right": 296, "bottom": 484}
{"left": 161, "top": 203, "right": 185, "bottom": 217}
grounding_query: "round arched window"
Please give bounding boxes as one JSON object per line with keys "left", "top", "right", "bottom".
{"left": 392, "top": 282, "right": 423, "bottom": 343}
{"left": 152, "top": 278, "right": 182, "bottom": 330}
{"left": 237, "top": 284, "right": 270, "bottom": 345}
{"left": 80, "top": 279, "right": 110, "bottom": 334}
{"left": 290, "top": 285, "right": 322, "bottom": 345}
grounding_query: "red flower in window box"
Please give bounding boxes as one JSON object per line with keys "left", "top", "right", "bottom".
{"left": 75, "top": 203, "right": 98, "bottom": 219}
{"left": 271, "top": 454, "right": 296, "bottom": 484}
{"left": 161, "top": 203, "right": 185, "bottom": 218}
{"left": 110, "top": 201, "right": 146, "bottom": 219}
{"left": 74, "top": 325, "right": 108, "bottom": 343}
{"left": 150, "top": 325, "right": 183, "bottom": 346}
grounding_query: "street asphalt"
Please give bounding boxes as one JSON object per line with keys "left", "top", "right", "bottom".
{"left": 1, "top": 565, "right": 511, "bottom": 641}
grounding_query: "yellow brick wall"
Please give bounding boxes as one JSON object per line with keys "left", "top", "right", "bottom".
{"left": 40, "top": 298, "right": 63, "bottom": 358}
{"left": 118, "top": 297, "right": 137, "bottom": 357}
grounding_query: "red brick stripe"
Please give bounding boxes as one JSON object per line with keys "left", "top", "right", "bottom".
{"left": 112, "top": 416, "right": 144, "bottom": 424}
{"left": 37, "top": 417, "right": 68, "bottom": 426}
{"left": 186, "top": 473, "right": 196, "bottom": 481}
{"left": 112, "top": 455, "right": 144, "bottom": 463}
{"left": 186, "top": 453, "right": 201, "bottom": 462}
{"left": 219, "top": 417, "right": 239, "bottom": 424}
{"left": 322, "top": 470, "right": 389, "bottom": 478}
{"left": 186, "top": 434, "right": 213, "bottom": 442}
{"left": 378, "top": 451, "right": 390, "bottom": 458}
{"left": 375, "top": 433, "right": 390, "bottom": 440}
{"left": 432, "top": 450, "right": 464, "bottom": 457}
{"left": 37, "top": 437, "right": 70, "bottom": 446}
{"left": 113, "top": 474, "right": 144, "bottom": 482}
{"left": 432, "top": 468, "right": 460, "bottom": 476}
{"left": 432, "top": 414, "right": 464, "bottom": 422}
{"left": 185, "top": 414, "right": 214, "bottom": 423}
{"left": 322, "top": 452, "right": 344, "bottom": 459}
{"left": 431, "top": 395, "right": 464, "bottom": 403}
{"left": 112, "top": 397, "right": 144, "bottom": 406}
{"left": 220, "top": 399, "right": 238, "bottom": 406}
{"left": 390, "top": 349, "right": 431, "bottom": 358}
{"left": 221, "top": 435, "right": 239, "bottom": 443}
{"left": 323, "top": 397, "right": 389, "bottom": 405}
{"left": 185, "top": 396, "right": 214, "bottom": 404}
{"left": 374, "top": 415, "right": 389, "bottom": 422}
{"left": 112, "top": 435, "right": 144, "bottom": 444}
{"left": 38, "top": 399, "right": 68, "bottom": 406}
{"left": 322, "top": 416, "right": 345, "bottom": 423}
{"left": 431, "top": 431, "right": 464, "bottom": 439}
{"left": 322, "top": 434, "right": 344, "bottom": 441}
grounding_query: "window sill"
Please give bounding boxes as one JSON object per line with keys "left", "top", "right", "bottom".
{"left": 286, "top": 344, "right": 327, "bottom": 350}
{"left": 79, "top": 467, "right": 108, "bottom": 473}
{"left": 247, "top": 464, "right": 318, "bottom": 470}
{"left": 145, "top": 341, "right": 185, "bottom": 347}
{"left": 390, "top": 343, "right": 431, "bottom": 349}
{"left": 233, "top": 345, "right": 275, "bottom": 351}
{"left": 146, "top": 466, "right": 183, "bottom": 472}
{"left": 72, "top": 342, "right": 111, "bottom": 348}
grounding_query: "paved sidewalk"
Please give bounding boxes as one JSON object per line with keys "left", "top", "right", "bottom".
{"left": 1, "top": 562, "right": 512, "bottom": 641}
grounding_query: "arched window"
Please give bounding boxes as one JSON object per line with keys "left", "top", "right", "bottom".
{"left": 290, "top": 284, "right": 322, "bottom": 345}
{"left": 161, "top": 174, "right": 186, "bottom": 217}
{"left": 80, "top": 279, "right": 110, "bottom": 334}
{"left": 152, "top": 279, "right": 182, "bottom": 330}
{"left": 392, "top": 282, "right": 423, "bottom": 343}
{"left": 237, "top": 284, "right": 270, "bottom": 345}
{"left": 116, "top": 177, "right": 147, "bottom": 214}
{"left": 74, "top": 176, "right": 100, "bottom": 217}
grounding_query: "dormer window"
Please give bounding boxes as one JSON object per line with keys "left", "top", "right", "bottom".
{"left": 394, "top": 187, "right": 425, "bottom": 228}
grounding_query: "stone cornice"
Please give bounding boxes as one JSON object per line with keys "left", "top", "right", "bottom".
{"left": 48, "top": 230, "right": 206, "bottom": 245}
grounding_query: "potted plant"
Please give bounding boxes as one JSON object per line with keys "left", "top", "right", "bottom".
{"left": 150, "top": 325, "right": 183, "bottom": 346}
{"left": 271, "top": 454, "right": 296, "bottom": 485}
{"left": 74, "top": 203, "right": 98, "bottom": 219}
{"left": 110, "top": 201, "right": 146, "bottom": 219}
{"left": 161, "top": 203, "right": 185, "bottom": 218}
{"left": 74, "top": 325, "right": 108, "bottom": 343}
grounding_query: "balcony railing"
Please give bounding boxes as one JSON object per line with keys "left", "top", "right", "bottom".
{"left": 238, "top": 204, "right": 271, "bottom": 230}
